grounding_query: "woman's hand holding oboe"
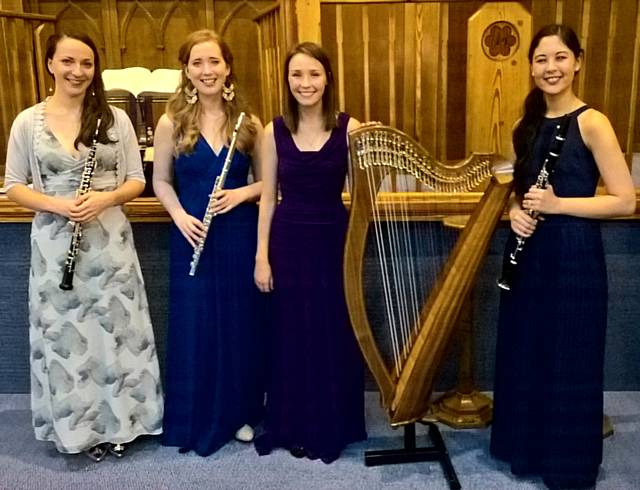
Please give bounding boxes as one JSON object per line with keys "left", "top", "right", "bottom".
{"left": 523, "top": 183, "right": 561, "bottom": 215}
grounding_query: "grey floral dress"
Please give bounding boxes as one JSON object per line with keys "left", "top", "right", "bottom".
{"left": 25, "top": 103, "right": 163, "bottom": 453}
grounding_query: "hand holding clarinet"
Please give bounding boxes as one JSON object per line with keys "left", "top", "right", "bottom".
{"left": 497, "top": 115, "right": 570, "bottom": 291}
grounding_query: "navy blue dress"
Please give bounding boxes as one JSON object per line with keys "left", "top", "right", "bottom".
{"left": 491, "top": 106, "right": 606, "bottom": 488}
{"left": 162, "top": 136, "right": 264, "bottom": 456}
{"left": 254, "top": 113, "right": 367, "bottom": 463}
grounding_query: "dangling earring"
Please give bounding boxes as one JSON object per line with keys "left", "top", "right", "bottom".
{"left": 222, "top": 81, "right": 235, "bottom": 102}
{"left": 184, "top": 85, "right": 198, "bottom": 105}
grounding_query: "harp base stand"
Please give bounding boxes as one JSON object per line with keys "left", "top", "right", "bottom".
{"left": 364, "top": 421, "right": 461, "bottom": 490}
{"left": 433, "top": 389, "right": 493, "bottom": 429}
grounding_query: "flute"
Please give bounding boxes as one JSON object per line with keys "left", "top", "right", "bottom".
{"left": 189, "top": 112, "right": 246, "bottom": 276}
{"left": 60, "top": 118, "right": 102, "bottom": 291}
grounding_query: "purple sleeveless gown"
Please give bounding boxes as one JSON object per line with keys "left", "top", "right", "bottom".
{"left": 255, "top": 113, "right": 367, "bottom": 463}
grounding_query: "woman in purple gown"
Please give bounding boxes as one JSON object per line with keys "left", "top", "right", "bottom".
{"left": 254, "top": 42, "right": 366, "bottom": 463}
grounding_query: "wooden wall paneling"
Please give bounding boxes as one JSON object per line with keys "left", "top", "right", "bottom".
{"left": 100, "top": 0, "right": 120, "bottom": 66}
{"left": 558, "top": 0, "right": 583, "bottom": 33}
{"left": 253, "top": 3, "right": 283, "bottom": 123}
{"left": 581, "top": 0, "right": 610, "bottom": 112}
{"left": 33, "top": 22, "right": 56, "bottom": 99}
{"left": 437, "top": 2, "right": 449, "bottom": 163}
{"left": 554, "top": 0, "right": 563, "bottom": 23}
{"left": 601, "top": 0, "right": 618, "bottom": 115}
{"left": 530, "top": 0, "right": 557, "bottom": 33}
{"left": 333, "top": 4, "right": 365, "bottom": 125}
{"left": 417, "top": 2, "right": 444, "bottom": 161}
{"left": 388, "top": 6, "right": 396, "bottom": 127}
{"left": 361, "top": 5, "right": 370, "bottom": 122}
{"left": 38, "top": 1, "right": 105, "bottom": 55}
{"left": 218, "top": 3, "right": 265, "bottom": 120}
{"left": 446, "top": 1, "right": 482, "bottom": 161}
{"left": 601, "top": 0, "right": 638, "bottom": 160}
{"left": 0, "top": 7, "right": 55, "bottom": 183}
{"left": 401, "top": 4, "right": 416, "bottom": 138}
{"left": 466, "top": 2, "right": 531, "bottom": 157}
{"left": 295, "top": 0, "right": 320, "bottom": 42}
{"left": 576, "top": 0, "right": 591, "bottom": 100}
{"left": 366, "top": 4, "right": 393, "bottom": 127}
{"left": 628, "top": 2, "right": 640, "bottom": 154}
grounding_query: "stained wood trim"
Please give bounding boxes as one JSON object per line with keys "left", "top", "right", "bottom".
{"left": 0, "top": 10, "right": 55, "bottom": 21}
{"left": 2, "top": 191, "right": 640, "bottom": 223}
{"left": 626, "top": 1, "right": 640, "bottom": 160}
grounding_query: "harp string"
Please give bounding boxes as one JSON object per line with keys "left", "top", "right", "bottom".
{"left": 357, "top": 127, "right": 485, "bottom": 379}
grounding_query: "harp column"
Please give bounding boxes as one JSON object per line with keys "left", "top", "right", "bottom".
{"left": 431, "top": 215, "right": 492, "bottom": 429}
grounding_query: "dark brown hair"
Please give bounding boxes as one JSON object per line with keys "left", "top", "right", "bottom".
{"left": 45, "top": 32, "right": 114, "bottom": 147}
{"left": 282, "top": 42, "right": 338, "bottom": 133}
{"left": 513, "top": 24, "right": 583, "bottom": 196}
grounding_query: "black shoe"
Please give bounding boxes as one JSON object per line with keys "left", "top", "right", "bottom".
{"left": 178, "top": 447, "right": 191, "bottom": 454}
{"left": 289, "top": 446, "right": 306, "bottom": 458}
{"left": 107, "top": 443, "right": 127, "bottom": 458}
{"left": 84, "top": 444, "right": 108, "bottom": 462}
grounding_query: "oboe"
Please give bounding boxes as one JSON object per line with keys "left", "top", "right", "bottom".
{"left": 189, "top": 112, "right": 246, "bottom": 276}
{"left": 59, "top": 118, "right": 102, "bottom": 291}
{"left": 497, "top": 114, "right": 571, "bottom": 291}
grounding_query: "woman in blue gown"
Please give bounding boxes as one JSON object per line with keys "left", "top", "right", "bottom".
{"left": 153, "top": 29, "right": 265, "bottom": 456}
{"left": 254, "top": 42, "right": 366, "bottom": 463}
{"left": 490, "top": 24, "right": 635, "bottom": 489}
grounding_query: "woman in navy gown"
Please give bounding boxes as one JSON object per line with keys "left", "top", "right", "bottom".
{"left": 254, "top": 42, "right": 366, "bottom": 464}
{"left": 490, "top": 24, "right": 635, "bottom": 489}
{"left": 153, "top": 29, "right": 265, "bottom": 456}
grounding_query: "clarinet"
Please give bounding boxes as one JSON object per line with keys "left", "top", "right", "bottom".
{"left": 59, "top": 118, "right": 102, "bottom": 291}
{"left": 497, "top": 114, "right": 571, "bottom": 291}
{"left": 189, "top": 112, "right": 246, "bottom": 276}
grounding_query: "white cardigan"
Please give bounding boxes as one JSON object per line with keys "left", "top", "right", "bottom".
{"left": 4, "top": 101, "right": 145, "bottom": 192}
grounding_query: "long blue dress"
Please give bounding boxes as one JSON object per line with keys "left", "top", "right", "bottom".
{"left": 162, "top": 136, "right": 264, "bottom": 456}
{"left": 491, "top": 106, "right": 606, "bottom": 489}
{"left": 254, "top": 113, "right": 367, "bottom": 463}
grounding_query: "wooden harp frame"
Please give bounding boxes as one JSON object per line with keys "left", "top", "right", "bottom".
{"left": 344, "top": 124, "right": 513, "bottom": 426}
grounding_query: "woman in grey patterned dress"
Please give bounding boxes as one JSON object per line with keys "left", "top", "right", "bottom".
{"left": 3, "top": 32, "right": 163, "bottom": 461}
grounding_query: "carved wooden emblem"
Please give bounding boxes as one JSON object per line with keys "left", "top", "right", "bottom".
{"left": 482, "top": 21, "right": 519, "bottom": 61}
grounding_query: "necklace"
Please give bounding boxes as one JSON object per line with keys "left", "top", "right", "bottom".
{"left": 294, "top": 127, "right": 330, "bottom": 151}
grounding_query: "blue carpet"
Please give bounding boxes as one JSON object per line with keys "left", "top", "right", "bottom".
{"left": 0, "top": 392, "right": 638, "bottom": 489}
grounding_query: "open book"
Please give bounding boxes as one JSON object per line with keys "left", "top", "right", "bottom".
{"left": 102, "top": 67, "right": 181, "bottom": 97}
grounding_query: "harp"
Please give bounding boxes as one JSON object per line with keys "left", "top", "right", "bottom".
{"left": 344, "top": 124, "right": 513, "bottom": 427}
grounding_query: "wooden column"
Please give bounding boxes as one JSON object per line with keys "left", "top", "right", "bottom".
{"left": 295, "top": 0, "right": 321, "bottom": 43}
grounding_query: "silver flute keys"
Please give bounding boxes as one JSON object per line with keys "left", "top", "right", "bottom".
{"left": 189, "top": 112, "right": 246, "bottom": 276}
{"left": 59, "top": 118, "right": 102, "bottom": 290}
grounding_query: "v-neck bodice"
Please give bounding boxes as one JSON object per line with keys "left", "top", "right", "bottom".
{"left": 173, "top": 135, "right": 253, "bottom": 219}
{"left": 34, "top": 104, "right": 118, "bottom": 196}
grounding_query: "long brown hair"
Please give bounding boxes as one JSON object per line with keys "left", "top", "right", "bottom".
{"left": 282, "top": 42, "right": 338, "bottom": 133}
{"left": 166, "top": 29, "right": 255, "bottom": 155}
{"left": 512, "top": 24, "right": 583, "bottom": 196}
{"left": 45, "top": 32, "right": 115, "bottom": 147}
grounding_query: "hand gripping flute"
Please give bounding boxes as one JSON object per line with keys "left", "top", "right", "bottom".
{"left": 189, "top": 112, "right": 246, "bottom": 276}
{"left": 497, "top": 114, "right": 570, "bottom": 291}
{"left": 60, "top": 118, "right": 102, "bottom": 290}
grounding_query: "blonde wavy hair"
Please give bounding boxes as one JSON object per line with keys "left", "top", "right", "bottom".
{"left": 166, "top": 29, "right": 256, "bottom": 155}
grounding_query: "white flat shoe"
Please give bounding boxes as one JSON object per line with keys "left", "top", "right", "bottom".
{"left": 234, "top": 424, "right": 254, "bottom": 442}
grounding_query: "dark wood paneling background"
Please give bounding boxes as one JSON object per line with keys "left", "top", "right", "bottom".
{"left": 1, "top": 0, "right": 639, "bottom": 183}
{"left": 320, "top": 0, "right": 640, "bottom": 163}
